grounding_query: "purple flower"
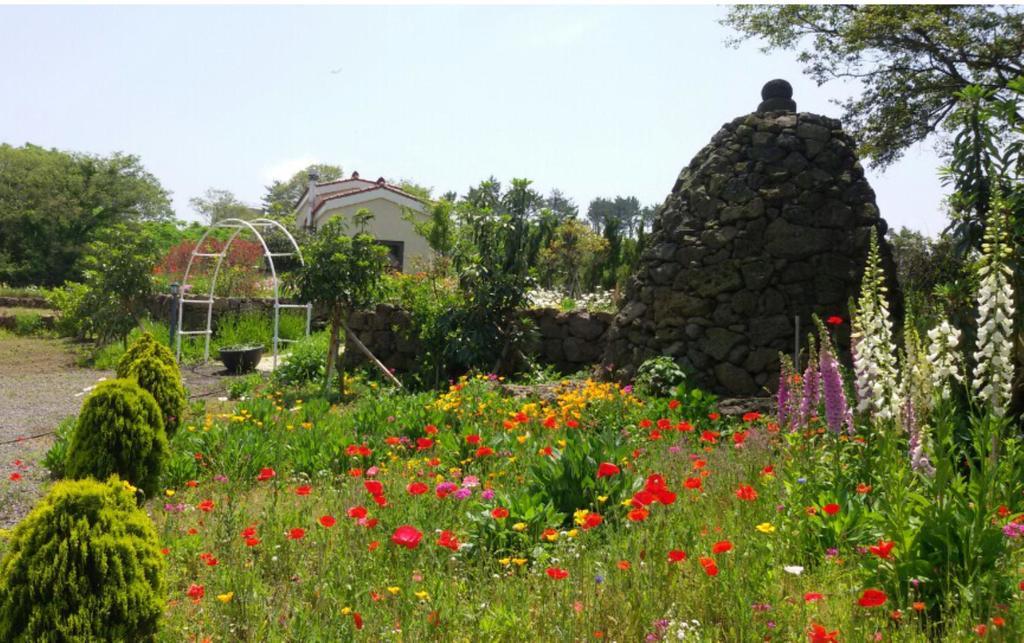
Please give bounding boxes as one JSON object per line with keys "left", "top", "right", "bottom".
{"left": 481, "top": 489, "right": 495, "bottom": 500}
{"left": 819, "top": 344, "right": 852, "bottom": 434}
{"left": 436, "top": 481, "right": 457, "bottom": 495}
{"left": 1003, "top": 522, "right": 1024, "bottom": 539}
{"left": 366, "top": 466, "right": 379, "bottom": 477}
{"left": 623, "top": 385, "right": 633, "bottom": 394}
{"left": 452, "top": 488, "right": 472, "bottom": 501}
{"left": 213, "top": 474, "right": 228, "bottom": 483}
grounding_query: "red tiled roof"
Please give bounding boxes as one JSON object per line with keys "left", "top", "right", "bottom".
{"left": 311, "top": 183, "right": 424, "bottom": 216}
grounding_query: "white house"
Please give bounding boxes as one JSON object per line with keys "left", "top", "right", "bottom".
{"left": 295, "top": 171, "right": 431, "bottom": 272}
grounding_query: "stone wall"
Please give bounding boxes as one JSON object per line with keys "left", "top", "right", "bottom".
{"left": 604, "top": 80, "right": 899, "bottom": 396}
{"left": 345, "top": 304, "right": 612, "bottom": 375}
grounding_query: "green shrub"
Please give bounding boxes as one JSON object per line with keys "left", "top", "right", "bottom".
{"left": 115, "top": 332, "right": 176, "bottom": 378}
{"left": 228, "top": 372, "right": 263, "bottom": 400}
{"left": 46, "top": 281, "right": 91, "bottom": 339}
{"left": 41, "top": 416, "right": 76, "bottom": 479}
{"left": 65, "top": 379, "right": 168, "bottom": 497}
{"left": 634, "top": 356, "right": 687, "bottom": 398}
{"left": 272, "top": 331, "right": 328, "bottom": 386}
{"left": 11, "top": 313, "right": 42, "bottom": 336}
{"left": 124, "top": 356, "right": 187, "bottom": 436}
{"left": 0, "top": 476, "right": 165, "bottom": 641}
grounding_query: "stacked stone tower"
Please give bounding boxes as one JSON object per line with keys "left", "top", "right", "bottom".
{"left": 604, "top": 80, "right": 896, "bottom": 396}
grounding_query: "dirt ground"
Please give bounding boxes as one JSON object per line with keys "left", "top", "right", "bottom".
{"left": 0, "top": 336, "right": 236, "bottom": 530}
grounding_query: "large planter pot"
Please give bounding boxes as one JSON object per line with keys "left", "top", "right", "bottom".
{"left": 218, "top": 345, "right": 264, "bottom": 374}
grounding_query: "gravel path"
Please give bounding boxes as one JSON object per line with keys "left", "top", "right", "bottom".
{"left": 0, "top": 337, "right": 112, "bottom": 528}
{"left": 0, "top": 336, "right": 241, "bottom": 529}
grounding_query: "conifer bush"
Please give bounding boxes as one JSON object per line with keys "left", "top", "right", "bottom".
{"left": 0, "top": 476, "right": 165, "bottom": 641}
{"left": 115, "top": 331, "right": 176, "bottom": 378}
{"left": 123, "top": 355, "right": 187, "bottom": 436}
{"left": 65, "top": 379, "right": 168, "bottom": 497}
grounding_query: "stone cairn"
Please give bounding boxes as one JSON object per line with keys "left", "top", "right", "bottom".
{"left": 604, "top": 80, "right": 897, "bottom": 396}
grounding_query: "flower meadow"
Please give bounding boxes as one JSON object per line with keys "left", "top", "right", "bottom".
{"left": 1, "top": 201, "right": 1021, "bottom": 642}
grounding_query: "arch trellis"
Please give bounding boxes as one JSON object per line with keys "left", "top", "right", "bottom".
{"left": 176, "top": 217, "right": 311, "bottom": 370}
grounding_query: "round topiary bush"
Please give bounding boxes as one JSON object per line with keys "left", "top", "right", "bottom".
{"left": 124, "top": 355, "right": 187, "bottom": 437}
{"left": 0, "top": 476, "right": 165, "bottom": 641}
{"left": 115, "top": 332, "right": 176, "bottom": 379}
{"left": 635, "top": 356, "right": 688, "bottom": 398}
{"left": 65, "top": 379, "right": 168, "bottom": 498}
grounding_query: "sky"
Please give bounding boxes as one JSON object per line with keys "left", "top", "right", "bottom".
{"left": 0, "top": 4, "right": 949, "bottom": 235}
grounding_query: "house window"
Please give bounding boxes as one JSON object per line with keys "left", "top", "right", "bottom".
{"left": 377, "top": 240, "right": 405, "bottom": 272}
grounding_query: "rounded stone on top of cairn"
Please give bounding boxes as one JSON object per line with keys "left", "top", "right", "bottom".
{"left": 757, "top": 79, "right": 796, "bottom": 113}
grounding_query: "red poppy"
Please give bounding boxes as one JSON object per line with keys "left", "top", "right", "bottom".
{"left": 668, "top": 399, "right": 680, "bottom": 410}
{"left": 186, "top": 480, "right": 198, "bottom": 488}
{"left": 742, "top": 412, "right": 761, "bottom": 423}
{"left": 353, "top": 612, "right": 363, "bottom": 630}
{"left": 256, "top": 467, "right": 276, "bottom": 481}
{"left": 371, "top": 494, "right": 388, "bottom": 507}
{"left": 761, "top": 465, "right": 775, "bottom": 476}
{"left": 581, "top": 513, "right": 604, "bottom": 530}
{"left": 804, "top": 592, "right": 824, "bottom": 603}
{"left": 437, "top": 530, "right": 460, "bottom": 551}
{"left": 391, "top": 525, "right": 423, "bottom": 549}
{"left": 475, "top": 446, "right": 495, "bottom": 458}
{"left": 8, "top": 472, "right": 21, "bottom": 482}
{"left": 385, "top": 437, "right": 401, "bottom": 446}
{"left": 407, "top": 482, "right": 429, "bottom": 495}
{"left": 368, "top": 540, "right": 379, "bottom": 551}
{"left": 733, "top": 430, "right": 749, "bottom": 446}
{"left": 684, "top": 477, "right": 703, "bottom": 490}
{"left": 287, "top": 528, "right": 305, "bottom": 540}
{"left": 993, "top": 616, "right": 1005, "bottom": 628}
{"left": 491, "top": 507, "right": 509, "bottom": 519}
{"left": 465, "top": 434, "right": 481, "bottom": 445}
{"left": 245, "top": 536, "right": 260, "bottom": 547}
{"left": 807, "top": 623, "right": 838, "bottom": 642}
{"left": 708, "top": 412, "right": 720, "bottom": 421}
{"left": 319, "top": 515, "right": 336, "bottom": 528}
{"left": 424, "top": 424, "right": 438, "bottom": 435}
{"left": 700, "top": 430, "right": 719, "bottom": 444}
{"left": 617, "top": 560, "right": 631, "bottom": 570}
{"left": 857, "top": 588, "right": 887, "bottom": 607}
{"left": 632, "top": 490, "right": 657, "bottom": 507}
{"left": 543, "top": 415, "right": 558, "bottom": 428}
{"left": 677, "top": 421, "right": 693, "bottom": 432}
{"left": 826, "top": 315, "right": 843, "bottom": 326}
{"left": 974, "top": 624, "right": 987, "bottom": 637}
{"left": 868, "top": 539, "right": 895, "bottom": 559}
{"left": 186, "top": 583, "right": 205, "bottom": 602}
{"left": 566, "top": 419, "right": 580, "bottom": 428}
{"left": 639, "top": 419, "right": 653, "bottom": 429}
{"left": 668, "top": 549, "right": 687, "bottom": 562}
{"left": 627, "top": 507, "right": 649, "bottom": 522}
{"left": 656, "top": 418, "right": 671, "bottom": 431}
{"left": 596, "top": 462, "right": 620, "bottom": 478}
{"left": 711, "top": 540, "right": 733, "bottom": 554}
{"left": 295, "top": 485, "right": 312, "bottom": 496}
{"left": 822, "top": 503, "right": 841, "bottom": 516}
{"left": 546, "top": 567, "right": 569, "bottom": 580}
{"left": 196, "top": 499, "right": 215, "bottom": 512}
{"left": 698, "top": 556, "right": 719, "bottom": 576}
{"left": 735, "top": 485, "right": 758, "bottom": 501}
{"left": 416, "top": 437, "right": 435, "bottom": 450}
{"left": 347, "top": 506, "right": 368, "bottom": 519}
{"left": 364, "top": 480, "right": 384, "bottom": 496}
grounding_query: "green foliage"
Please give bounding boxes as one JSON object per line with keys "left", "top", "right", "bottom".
{"left": 115, "top": 332, "right": 177, "bottom": 378}
{"left": 262, "top": 163, "right": 344, "bottom": 220}
{"left": 41, "top": 416, "right": 76, "bottom": 479}
{"left": 65, "top": 379, "right": 169, "bottom": 497}
{"left": 124, "top": 356, "right": 187, "bottom": 437}
{"left": 188, "top": 187, "right": 258, "bottom": 224}
{"left": 10, "top": 313, "right": 42, "bottom": 336}
{"left": 272, "top": 331, "right": 329, "bottom": 386}
{"left": 538, "top": 219, "right": 609, "bottom": 296}
{"left": 45, "top": 281, "right": 92, "bottom": 340}
{"left": 213, "top": 310, "right": 305, "bottom": 353}
{"left": 723, "top": 5, "right": 1024, "bottom": 169}
{"left": 0, "top": 476, "right": 165, "bottom": 641}
{"left": 77, "top": 224, "right": 161, "bottom": 345}
{"left": 635, "top": 356, "right": 688, "bottom": 398}
{"left": 0, "top": 143, "right": 172, "bottom": 287}
{"left": 228, "top": 373, "right": 264, "bottom": 400}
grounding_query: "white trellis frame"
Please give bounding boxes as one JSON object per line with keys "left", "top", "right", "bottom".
{"left": 176, "top": 217, "right": 311, "bottom": 370}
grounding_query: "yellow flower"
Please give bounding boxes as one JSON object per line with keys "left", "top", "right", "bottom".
{"left": 511, "top": 558, "right": 528, "bottom": 566}
{"left": 164, "top": 489, "right": 175, "bottom": 497}
{"left": 619, "top": 499, "right": 633, "bottom": 507}
{"left": 512, "top": 522, "right": 528, "bottom": 532}
{"left": 498, "top": 557, "right": 512, "bottom": 566}
{"left": 516, "top": 435, "right": 528, "bottom": 444}
{"left": 217, "top": 592, "right": 234, "bottom": 603}
{"left": 387, "top": 586, "right": 401, "bottom": 595}
{"left": 573, "top": 509, "right": 590, "bottom": 526}
{"left": 597, "top": 495, "right": 608, "bottom": 504}
{"left": 557, "top": 439, "right": 567, "bottom": 448}
{"left": 756, "top": 522, "right": 776, "bottom": 534}
{"left": 414, "top": 591, "right": 430, "bottom": 601}
{"left": 567, "top": 529, "right": 579, "bottom": 538}
{"left": 341, "top": 606, "right": 352, "bottom": 615}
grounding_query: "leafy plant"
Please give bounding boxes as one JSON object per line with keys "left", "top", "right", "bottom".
{"left": 123, "top": 355, "right": 187, "bottom": 436}
{"left": 635, "top": 356, "right": 688, "bottom": 398}
{"left": 272, "top": 331, "right": 328, "bottom": 386}
{"left": 41, "top": 415, "right": 76, "bottom": 479}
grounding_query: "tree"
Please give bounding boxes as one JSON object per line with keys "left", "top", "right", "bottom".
{"left": 77, "top": 224, "right": 160, "bottom": 346}
{"left": 544, "top": 188, "right": 580, "bottom": 222}
{"left": 0, "top": 144, "right": 172, "bottom": 286}
{"left": 188, "top": 188, "right": 257, "bottom": 224}
{"left": 539, "top": 219, "right": 609, "bottom": 296}
{"left": 289, "top": 213, "right": 389, "bottom": 397}
{"left": 722, "top": 5, "right": 1024, "bottom": 168}
{"left": 261, "top": 163, "right": 344, "bottom": 219}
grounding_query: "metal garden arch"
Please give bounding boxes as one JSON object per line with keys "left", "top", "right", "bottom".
{"left": 176, "top": 217, "right": 311, "bottom": 370}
